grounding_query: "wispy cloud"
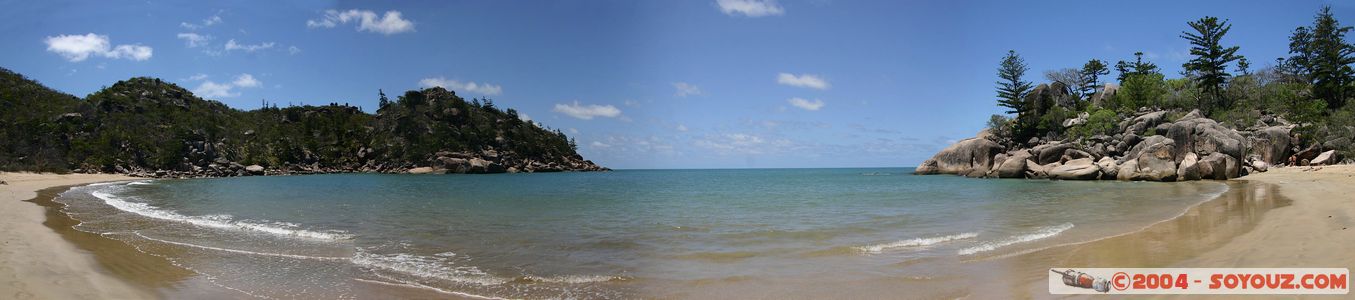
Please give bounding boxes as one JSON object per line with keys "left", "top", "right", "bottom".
{"left": 553, "top": 101, "right": 622, "bottom": 120}
{"left": 777, "top": 73, "right": 830, "bottom": 90}
{"left": 716, "top": 0, "right": 785, "bottom": 17}
{"left": 787, "top": 97, "right": 825, "bottom": 111}
{"left": 224, "top": 39, "right": 275, "bottom": 53}
{"left": 288, "top": 46, "right": 302, "bottom": 55}
{"left": 418, "top": 77, "right": 503, "bottom": 96}
{"left": 180, "top": 13, "right": 222, "bottom": 30}
{"left": 176, "top": 33, "right": 211, "bottom": 48}
{"left": 44, "top": 33, "right": 151, "bottom": 62}
{"left": 673, "top": 82, "right": 702, "bottom": 97}
{"left": 307, "top": 9, "right": 415, "bottom": 35}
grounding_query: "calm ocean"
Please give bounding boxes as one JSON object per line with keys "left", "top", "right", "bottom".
{"left": 57, "top": 169, "right": 1226, "bottom": 299}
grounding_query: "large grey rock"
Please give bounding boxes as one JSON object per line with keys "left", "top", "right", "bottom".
{"left": 1133, "top": 138, "right": 1178, "bottom": 181}
{"left": 1248, "top": 126, "right": 1293, "bottom": 165}
{"left": 1120, "top": 135, "right": 1172, "bottom": 164}
{"left": 1176, "top": 152, "right": 1202, "bottom": 181}
{"left": 1048, "top": 158, "right": 1100, "bottom": 180}
{"left": 1312, "top": 150, "right": 1338, "bottom": 166}
{"left": 1116, "top": 159, "right": 1139, "bottom": 181}
{"left": 1033, "top": 143, "right": 1073, "bottom": 165}
{"left": 244, "top": 165, "right": 265, "bottom": 175}
{"left": 993, "top": 151, "right": 1032, "bottom": 178}
{"left": 1250, "top": 160, "right": 1269, "bottom": 172}
{"left": 407, "top": 167, "right": 440, "bottom": 174}
{"left": 1024, "top": 159, "right": 1048, "bottom": 178}
{"left": 1096, "top": 156, "right": 1118, "bottom": 179}
{"left": 1198, "top": 152, "right": 1239, "bottom": 179}
{"left": 1166, "top": 109, "right": 1246, "bottom": 165}
{"left": 915, "top": 135, "right": 1003, "bottom": 175}
{"left": 1121, "top": 111, "right": 1168, "bottom": 135}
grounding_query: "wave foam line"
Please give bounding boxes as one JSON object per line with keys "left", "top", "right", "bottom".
{"left": 856, "top": 232, "right": 979, "bottom": 254}
{"left": 355, "top": 275, "right": 511, "bottom": 300}
{"left": 352, "top": 251, "right": 508, "bottom": 286}
{"left": 91, "top": 190, "right": 354, "bottom": 241}
{"left": 518, "top": 275, "right": 629, "bottom": 284}
{"left": 132, "top": 232, "right": 349, "bottom": 261}
{"left": 957, "top": 223, "right": 1073, "bottom": 256}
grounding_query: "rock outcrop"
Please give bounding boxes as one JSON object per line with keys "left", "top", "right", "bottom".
{"left": 915, "top": 109, "right": 1325, "bottom": 182}
{"left": 914, "top": 134, "right": 1003, "bottom": 175}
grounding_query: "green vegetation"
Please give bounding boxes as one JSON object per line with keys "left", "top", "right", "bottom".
{"left": 0, "top": 68, "right": 588, "bottom": 173}
{"left": 991, "top": 5, "right": 1355, "bottom": 158}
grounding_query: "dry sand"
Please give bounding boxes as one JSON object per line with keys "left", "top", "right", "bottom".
{"left": 1182, "top": 165, "right": 1355, "bottom": 268}
{"left": 0, "top": 172, "right": 155, "bottom": 299}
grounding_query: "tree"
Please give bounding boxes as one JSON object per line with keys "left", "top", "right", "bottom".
{"left": 1115, "top": 52, "right": 1160, "bottom": 81}
{"left": 1044, "top": 68, "right": 1083, "bottom": 105}
{"left": 1181, "top": 16, "right": 1242, "bottom": 113}
{"left": 1080, "top": 59, "right": 1110, "bottom": 97}
{"left": 997, "top": 50, "right": 1034, "bottom": 117}
{"left": 377, "top": 89, "right": 390, "bottom": 109}
{"left": 1289, "top": 6, "right": 1355, "bottom": 109}
{"left": 1236, "top": 56, "right": 1251, "bottom": 76}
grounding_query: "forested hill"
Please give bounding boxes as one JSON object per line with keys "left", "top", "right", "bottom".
{"left": 0, "top": 67, "right": 606, "bottom": 177}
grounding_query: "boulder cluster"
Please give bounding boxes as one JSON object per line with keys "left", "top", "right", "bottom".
{"left": 915, "top": 109, "right": 1346, "bottom": 181}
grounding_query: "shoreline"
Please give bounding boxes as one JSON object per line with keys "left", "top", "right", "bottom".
{"left": 4, "top": 167, "right": 1352, "bottom": 298}
{"left": 0, "top": 172, "right": 160, "bottom": 299}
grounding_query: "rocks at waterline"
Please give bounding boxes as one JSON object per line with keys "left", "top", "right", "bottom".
{"left": 97, "top": 148, "right": 608, "bottom": 179}
{"left": 915, "top": 109, "right": 1327, "bottom": 182}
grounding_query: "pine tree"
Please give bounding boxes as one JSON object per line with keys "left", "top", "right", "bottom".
{"left": 1115, "top": 52, "right": 1160, "bottom": 82}
{"left": 1080, "top": 59, "right": 1110, "bottom": 97}
{"left": 378, "top": 89, "right": 390, "bottom": 109}
{"left": 996, "top": 50, "right": 1033, "bottom": 116}
{"left": 1289, "top": 6, "right": 1355, "bottom": 109}
{"left": 1181, "top": 16, "right": 1241, "bottom": 112}
{"left": 1235, "top": 56, "right": 1251, "bottom": 76}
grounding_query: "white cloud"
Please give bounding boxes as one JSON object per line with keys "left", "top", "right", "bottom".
{"left": 232, "top": 74, "right": 261, "bottom": 88}
{"left": 787, "top": 97, "right": 825, "bottom": 111}
{"left": 288, "top": 46, "right": 302, "bottom": 55}
{"left": 518, "top": 113, "right": 532, "bottom": 122}
{"left": 553, "top": 101, "right": 622, "bottom": 120}
{"left": 676, "top": 124, "right": 689, "bottom": 132}
{"left": 591, "top": 141, "right": 612, "bottom": 148}
{"left": 716, "top": 0, "right": 785, "bottom": 17}
{"left": 184, "top": 73, "right": 209, "bottom": 81}
{"left": 192, "top": 73, "right": 262, "bottom": 99}
{"left": 419, "top": 77, "right": 503, "bottom": 96}
{"left": 176, "top": 33, "right": 211, "bottom": 48}
{"left": 308, "top": 9, "right": 415, "bottom": 35}
{"left": 673, "top": 82, "right": 702, "bottom": 97}
{"left": 44, "top": 33, "right": 152, "bottom": 62}
{"left": 224, "top": 39, "right": 275, "bottom": 52}
{"left": 777, "top": 73, "right": 829, "bottom": 90}
{"left": 569, "top": 128, "right": 579, "bottom": 134}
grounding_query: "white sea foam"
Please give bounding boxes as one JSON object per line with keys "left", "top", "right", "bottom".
{"left": 520, "top": 274, "right": 628, "bottom": 284}
{"left": 91, "top": 190, "right": 354, "bottom": 240}
{"left": 957, "top": 223, "right": 1074, "bottom": 256}
{"left": 127, "top": 180, "right": 155, "bottom": 186}
{"left": 132, "top": 232, "right": 349, "bottom": 261}
{"left": 856, "top": 232, "right": 979, "bottom": 254}
{"left": 351, "top": 250, "right": 508, "bottom": 286}
{"left": 355, "top": 275, "right": 511, "bottom": 300}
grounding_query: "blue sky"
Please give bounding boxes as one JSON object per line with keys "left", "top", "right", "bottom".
{"left": 1, "top": 0, "right": 1349, "bottom": 169}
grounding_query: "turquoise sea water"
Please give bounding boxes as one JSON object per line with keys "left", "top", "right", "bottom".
{"left": 58, "top": 168, "right": 1227, "bottom": 299}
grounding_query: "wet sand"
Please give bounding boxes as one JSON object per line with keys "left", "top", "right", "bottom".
{"left": 0, "top": 172, "right": 159, "bottom": 299}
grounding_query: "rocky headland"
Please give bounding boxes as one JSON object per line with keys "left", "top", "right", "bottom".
{"left": 915, "top": 108, "right": 1347, "bottom": 181}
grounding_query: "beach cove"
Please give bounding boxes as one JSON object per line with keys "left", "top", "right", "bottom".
{"left": 2, "top": 167, "right": 1350, "bottom": 299}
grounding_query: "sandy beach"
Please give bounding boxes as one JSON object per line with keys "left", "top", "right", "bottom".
{"left": 1185, "top": 165, "right": 1355, "bottom": 268}
{"left": 0, "top": 172, "right": 155, "bottom": 299}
